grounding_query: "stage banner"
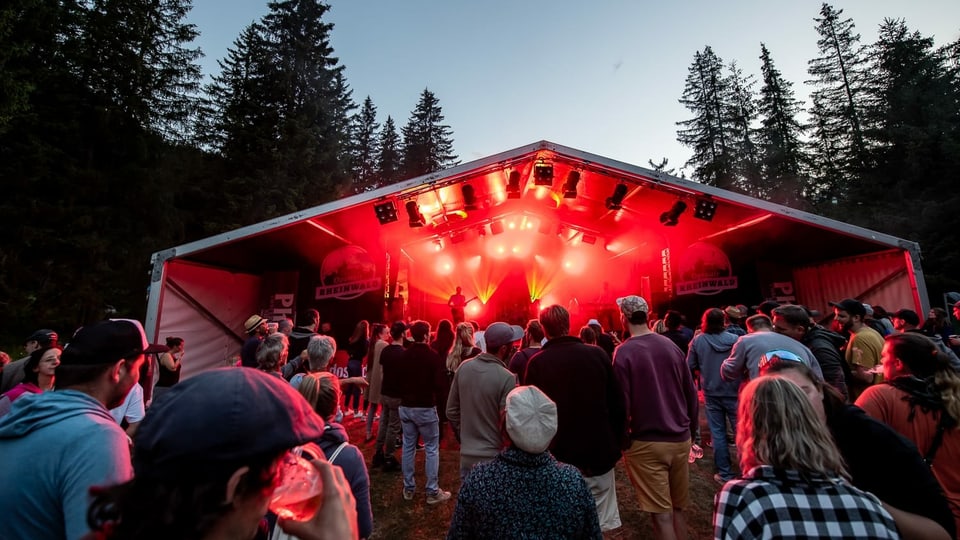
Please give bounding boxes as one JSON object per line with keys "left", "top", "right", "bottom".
{"left": 316, "top": 245, "right": 383, "bottom": 301}
{"left": 675, "top": 242, "right": 738, "bottom": 296}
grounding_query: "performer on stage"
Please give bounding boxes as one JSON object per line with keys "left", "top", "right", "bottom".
{"left": 448, "top": 286, "right": 467, "bottom": 323}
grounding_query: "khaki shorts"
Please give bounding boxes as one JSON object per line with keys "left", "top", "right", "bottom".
{"left": 623, "top": 439, "right": 691, "bottom": 513}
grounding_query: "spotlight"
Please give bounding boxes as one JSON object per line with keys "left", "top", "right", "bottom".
{"left": 506, "top": 171, "right": 522, "bottom": 199}
{"left": 563, "top": 171, "right": 580, "bottom": 198}
{"left": 374, "top": 200, "right": 398, "bottom": 224}
{"left": 462, "top": 184, "right": 478, "bottom": 210}
{"left": 605, "top": 183, "right": 628, "bottom": 210}
{"left": 660, "top": 200, "right": 688, "bottom": 226}
{"left": 405, "top": 200, "right": 425, "bottom": 227}
{"left": 581, "top": 234, "right": 597, "bottom": 245}
{"left": 694, "top": 197, "right": 717, "bottom": 221}
{"left": 534, "top": 159, "right": 554, "bottom": 186}
{"left": 490, "top": 220, "right": 504, "bottom": 235}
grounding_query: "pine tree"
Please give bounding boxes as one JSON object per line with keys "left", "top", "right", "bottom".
{"left": 350, "top": 96, "right": 380, "bottom": 192}
{"left": 676, "top": 46, "right": 735, "bottom": 189}
{"left": 378, "top": 115, "right": 402, "bottom": 186}
{"left": 724, "top": 61, "right": 763, "bottom": 197}
{"left": 756, "top": 44, "right": 808, "bottom": 206}
{"left": 806, "top": 3, "right": 871, "bottom": 196}
{"left": 400, "top": 88, "right": 459, "bottom": 178}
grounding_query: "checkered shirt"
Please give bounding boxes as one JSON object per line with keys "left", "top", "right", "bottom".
{"left": 713, "top": 466, "right": 900, "bottom": 539}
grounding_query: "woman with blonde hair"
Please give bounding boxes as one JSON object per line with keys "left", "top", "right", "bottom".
{"left": 446, "top": 322, "right": 481, "bottom": 374}
{"left": 857, "top": 332, "right": 960, "bottom": 535}
{"left": 714, "top": 376, "right": 899, "bottom": 538}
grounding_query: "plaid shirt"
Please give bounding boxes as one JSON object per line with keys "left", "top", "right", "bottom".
{"left": 713, "top": 466, "right": 900, "bottom": 539}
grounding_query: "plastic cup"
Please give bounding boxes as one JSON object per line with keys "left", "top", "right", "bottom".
{"left": 268, "top": 449, "right": 323, "bottom": 521}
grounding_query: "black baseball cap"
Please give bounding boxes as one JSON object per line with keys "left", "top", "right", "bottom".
{"left": 892, "top": 309, "right": 920, "bottom": 326}
{"left": 25, "top": 329, "right": 58, "bottom": 347}
{"left": 61, "top": 319, "right": 168, "bottom": 365}
{"left": 829, "top": 299, "right": 866, "bottom": 318}
{"left": 133, "top": 368, "right": 326, "bottom": 475}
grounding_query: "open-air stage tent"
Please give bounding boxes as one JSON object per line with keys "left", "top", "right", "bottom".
{"left": 145, "top": 141, "right": 928, "bottom": 378}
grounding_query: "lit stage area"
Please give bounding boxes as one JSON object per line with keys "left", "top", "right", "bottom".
{"left": 145, "top": 141, "right": 926, "bottom": 376}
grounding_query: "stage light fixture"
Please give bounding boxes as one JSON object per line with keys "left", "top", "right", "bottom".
{"left": 490, "top": 220, "right": 505, "bottom": 235}
{"left": 694, "top": 197, "right": 717, "bottom": 221}
{"left": 660, "top": 200, "right": 688, "bottom": 226}
{"left": 461, "top": 184, "right": 478, "bottom": 210}
{"left": 506, "top": 171, "right": 522, "bottom": 199}
{"left": 582, "top": 233, "right": 597, "bottom": 245}
{"left": 374, "top": 200, "right": 398, "bottom": 224}
{"left": 563, "top": 171, "right": 580, "bottom": 198}
{"left": 405, "top": 200, "right": 426, "bottom": 227}
{"left": 533, "top": 159, "right": 554, "bottom": 186}
{"left": 605, "top": 183, "right": 628, "bottom": 210}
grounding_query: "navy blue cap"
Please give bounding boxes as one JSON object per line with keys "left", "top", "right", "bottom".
{"left": 133, "top": 368, "right": 325, "bottom": 474}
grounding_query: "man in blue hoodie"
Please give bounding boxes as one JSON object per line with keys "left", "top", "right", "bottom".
{"left": 0, "top": 319, "right": 167, "bottom": 540}
{"left": 686, "top": 308, "right": 741, "bottom": 483}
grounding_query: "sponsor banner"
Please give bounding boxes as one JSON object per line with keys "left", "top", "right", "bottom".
{"left": 676, "top": 242, "right": 738, "bottom": 296}
{"left": 676, "top": 276, "right": 738, "bottom": 295}
{"left": 316, "top": 278, "right": 382, "bottom": 300}
{"left": 317, "top": 245, "right": 381, "bottom": 300}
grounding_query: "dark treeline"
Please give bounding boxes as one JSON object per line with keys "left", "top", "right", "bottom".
{"left": 676, "top": 3, "right": 960, "bottom": 302}
{"left": 1, "top": 1, "right": 957, "bottom": 344}
{"left": 0, "top": 0, "right": 458, "bottom": 342}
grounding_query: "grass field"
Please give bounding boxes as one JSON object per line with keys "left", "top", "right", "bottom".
{"left": 340, "top": 403, "right": 726, "bottom": 540}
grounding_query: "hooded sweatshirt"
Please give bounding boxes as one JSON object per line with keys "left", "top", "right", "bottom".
{"left": 687, "top": 331, "right": 741, "bottom": 397}
{"left": 0, "top": 390, "right": 132, "bottom": 540}
{"left": 315, "top": 422, "right": 372, "bottom": 539}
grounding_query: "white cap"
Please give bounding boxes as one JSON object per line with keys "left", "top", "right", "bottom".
{"left": 505, "top": 386, "right": 558, "bottom": 454}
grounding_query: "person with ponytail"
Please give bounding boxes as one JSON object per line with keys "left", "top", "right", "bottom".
{"left": 857, "top": 332, "right": 960, "bottom": 535}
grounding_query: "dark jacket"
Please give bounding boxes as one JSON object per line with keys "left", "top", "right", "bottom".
{"left": 803, "top": 326, "right": 849, "bottom": 400}
{"left": 394, "top": 342, "right": 446, "bottom": 408}
{"left": 287, "top": 326, "right": 317, "bottom": 360}
{"left": 315, "top": 423, "right": 373, "bottom": 539}
{"left": 524, "top": 336, "right": 627, "bottom": 476}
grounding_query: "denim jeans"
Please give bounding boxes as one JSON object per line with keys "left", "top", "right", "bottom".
{"left": 705, "top": 395, "right": 738, "bottom": 480}
{"left": 399, "top": 406, "right": 441, "bottom": 495}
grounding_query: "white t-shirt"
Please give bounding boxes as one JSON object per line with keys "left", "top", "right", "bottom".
{"left": 110, "top": 383, "right": 145, "bottom": 425}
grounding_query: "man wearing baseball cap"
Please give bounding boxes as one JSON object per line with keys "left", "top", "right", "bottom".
{"left": 0, "top": 319, "right": 167, "bottom": 539}
{"left": 446, "top": 321, "right": 521, "bottom": 480}
{"left": 0, "top": 328, "right": 59, "bottom": 394}
{"left": 613, "top": 295, "right": 699, "bottom": 539}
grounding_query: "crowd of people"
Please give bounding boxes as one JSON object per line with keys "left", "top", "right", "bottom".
{"left": 0, "top": 295, "right": 958, "bottom": 539}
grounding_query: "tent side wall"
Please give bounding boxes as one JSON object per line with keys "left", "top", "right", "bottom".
{"left": 152, "top": 260, "right": 264, "bottom": 379}
{"left": 793, "top": 248, "right": 926, "bottom": 319}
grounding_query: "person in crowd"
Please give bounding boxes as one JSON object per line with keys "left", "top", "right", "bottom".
{"left": 772, "top": 305, "right": 848, "bottom": 399}
{"left": 892, "top": 308, "right": 960, "bottom": 369}
{"left": 153, "top": 336, "right": 184, "bottom": 401}
{"left": 430, "top": 319, "right": 456, "bottom": 361}
{"left": 364, "top": 323, "right": 388, "bottom": 441}
{"left": 0, "top": 351, "right": 10, "bottom": 371}
{"left": 345, "top": 320, "right": 370, "bottom": 418}
{"left": 722, "top": 306, "right": 746, "bottom": 337}
{"left": 857, "top": 332, "right": 960, "bottom": 535}
{"left": 755, "top": 300, "right": 781, "bottom": 319}
{"left": 870, "top": 305, "right": 896, "bottom": 336}
{"left": 526, "top": 304, "right": 627, "bottom": 533}
{"left": 0, "top": 319, "right": 165, "bottom": 539}
{"left": 721, "top": 314, "right": 822, "bottom": 382}
{"left": 448, "top": 286, "right": 467, "bottom": 324}
{"left": 579, "top": 325, "right": 598, "bottom": 346}
{"left": 277, "top": 317, "right": 294, "bottom": 336}
{"left": 373, "top": 321, "right": 406, "bottom": 471}
{"left": 446, "top": 322, "right": 521, "bottom": 480}
{"left": 686, "top": 308, "right": 740, "bottom": 483}
{"left": 240, "top": 314, "right": 269, "bottom": 368}
{"left": 447, "top": 386, "right": 602, "bottom": 539}
{"left": 923, "top": 307, "right": 954, "bottom": 345}
{"left": 395, "top": 320, "right": 451, "bottom": 504}
{"left": 471, "top": 321, "right": 487, "bottom": 353}
{"left": 256, "top": 332, "right": 289, "bottom": 378}
{"left": 1, "top": 328, "right": 59, "bottom": 393}
{"left": 713, "top": 376, "right": 899, "bottom": 539}
{"left": 0, "top": 344, "right": 62, "bottom": 418}
{"left": 289, "top": 308, "right": 320, "bottom": 360}
{"left": 762, "top": 360, "right": 954, "bottom": 539}
{"left": 587, "top": 318, "right": 618, "bottom": 359}
{"left": 298, "top": 372, "right": 373, "bottom": 539}
{"left": 662, "top": 310, "right": 694, "bottom": 355}
{"left": 443, "top": 322, "right": 482, "bottom": 438}
{"left": 613, "top": 295, "right": 697, "bottom": 540}
{"left": 109, "top": 382, "right": 146, "bottom": 439}
{"left": 832, "top": 298, "right": 885, "bottom": 400}
{"left": 508, "top": 319, "right": 544, "bottom": 384}
{"left": 950, "top": 300, "right": 960, "bottom": 353}
{"left": 85, "top": 368, "right": 358, "bottom": 540}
